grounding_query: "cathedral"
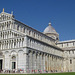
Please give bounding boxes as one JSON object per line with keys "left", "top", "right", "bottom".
{"left": 0, "top": 9, "right": 75, "bottom": 73}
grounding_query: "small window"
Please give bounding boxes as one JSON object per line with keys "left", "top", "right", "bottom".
{"left": 69, "top": 51, "right": 70, "bottom": 54}
{"left": 70, "top": 59, "right": 72, "bottom": 64}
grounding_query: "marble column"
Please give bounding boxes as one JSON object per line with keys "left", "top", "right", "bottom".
{"left": 49, "top": 55, "right": 50, "bottom": 72}
{"left": 45, "top": 54, "right": 47, "bottom": 71}
{"left": 42, "top": 53, "right": 44, "bottom": 72}
{"left": 47, "top": 55, "right": 49, "bottom": 71}
{"left": 39, "top": 53, "right": 42, "bottom": 71}
{"left": 37, "top": 53, "right": 40, "bottom": 72}
{"left": 33, "top": 52, "right": 36, "bottom": 71}
{"left": 52, "top": 56, "right": 53, "bottom": 71}
{"left": 30, "top": 51, "right": 32, "bottom": 73}
{"left": 43, "top": 54, "right": 45, "bottom": 72}
{"left": 28, "top": 51, "right": 31, "bottom": 73}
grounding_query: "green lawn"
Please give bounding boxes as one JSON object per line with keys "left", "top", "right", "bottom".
{"left": 0, "top": 72, "right": 75, "bottom": 75}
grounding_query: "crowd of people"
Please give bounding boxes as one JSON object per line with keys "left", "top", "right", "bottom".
{"left": 0, "top": 69, "right": 23, "bottom": 73}
{"left": 0, "top": 69, "right": 64, "bottom": 74}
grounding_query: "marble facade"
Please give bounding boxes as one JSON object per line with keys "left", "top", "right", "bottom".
{"left": 0, "top": 9, "right": 74, "bottom": 73}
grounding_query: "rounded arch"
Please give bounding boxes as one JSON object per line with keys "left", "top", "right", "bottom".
{"left": 4, "top": 51, "right": 9, "bottom": 57}
{"left": 5, "top": 51, "right": 9, "bottom": 54}
{"left": 11, "top": 50, "right": 17, "bottom": 53}
{"left": 18, "top": 50, "right": 24, "bottom": 53}
{"left": 11, "top": 50, "right": 17, "bottom": 56}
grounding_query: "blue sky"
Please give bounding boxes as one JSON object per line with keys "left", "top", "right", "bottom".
{"left": 0, "top": 0, "right": 75, "bottom": 41}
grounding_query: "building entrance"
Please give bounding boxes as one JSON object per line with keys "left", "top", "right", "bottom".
{"left": 12, "top": 56, "right": 16, "bottom": 69}
{"left": 12, "top": 62, "right": 16, "bottom": 69}
{"left": 0, "top": 60, "right": 2, "bottom": 70}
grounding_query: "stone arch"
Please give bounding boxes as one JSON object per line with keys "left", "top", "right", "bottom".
{"left": 18, "top": 50, "right": 24, "bottom": 52}
{"left": 4, "top": 51, "right": 9, "bottom": 57}
{"left": 11, "top": 50, "right": 17, "bottom": 56}
{"left": 10, "top": 50, "right": 17, "bottom": 70}
{"left": 5, "top": 51, "right": 9, "bottom": 54}
{"left": 18, "top": 50, "right": 24, "bottom": 55}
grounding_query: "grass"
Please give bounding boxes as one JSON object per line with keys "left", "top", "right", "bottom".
{"left": 0, "top": 72, "right": 75, "bottom": 75}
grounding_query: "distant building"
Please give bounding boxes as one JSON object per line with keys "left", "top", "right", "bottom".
{"left": 0, "top": 9, "right": 74, "bottom": 73}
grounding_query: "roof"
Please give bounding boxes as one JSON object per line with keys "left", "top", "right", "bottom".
{"left": 58, "top": 39, "right": 75, "bottom": 44}
{"left": 43, "top": 22, "right": 58, "bottom": 34}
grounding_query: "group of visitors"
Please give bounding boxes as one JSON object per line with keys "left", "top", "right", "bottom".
{"left": 0, "top": 69, "right": 23, "bottom": 73}
{"left": 0, "top": 69, "right": 64, "bottom": 74}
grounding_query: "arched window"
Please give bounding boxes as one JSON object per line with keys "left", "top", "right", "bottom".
{"left": 12, "top": 56, "right": 16, "bottom": 69}
{"left": 70, "top": 59, "right": 72, "bottom": 64}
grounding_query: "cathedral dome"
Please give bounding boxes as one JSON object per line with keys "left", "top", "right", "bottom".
{"left": 43, "top": 22, "right": 59, "bottom": 41}
{"left": 43, "top": 22, "right": 58, "bottom": 34}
